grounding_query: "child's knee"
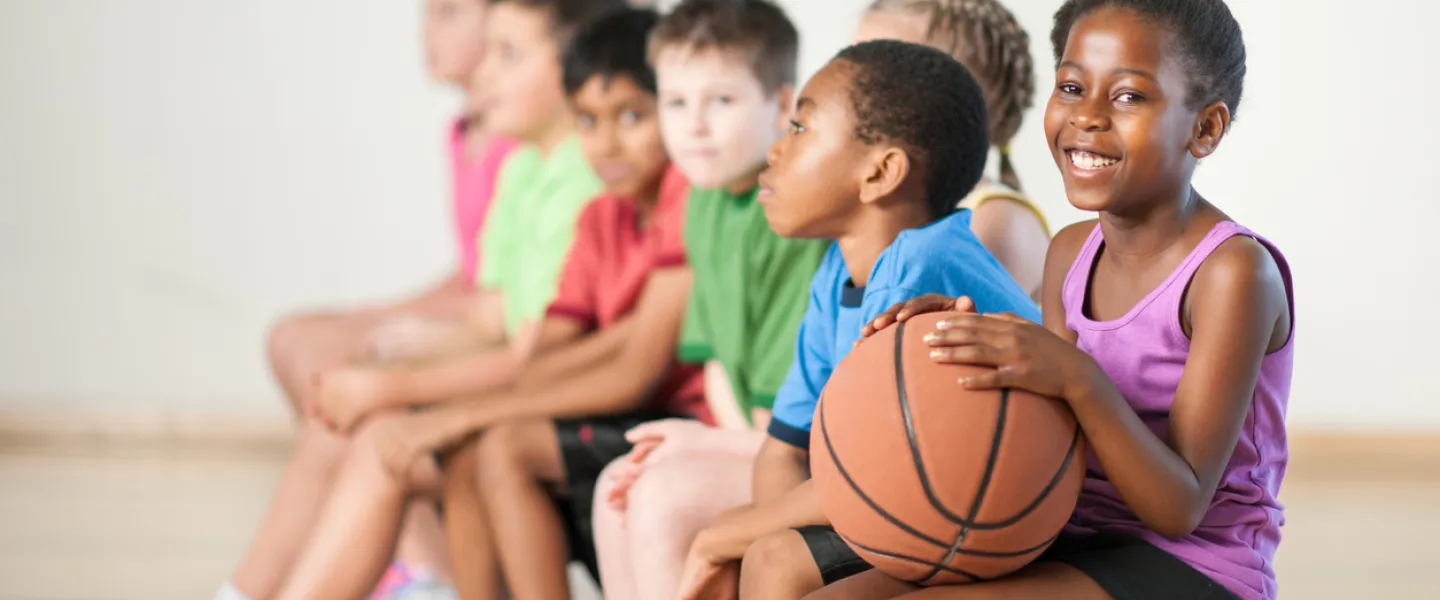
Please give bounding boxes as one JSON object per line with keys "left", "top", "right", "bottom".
{"left": 266, "top": 313, "right": 317, "bottom": 367}
{"left": 474, "top": 422, "right": 527, "bottom": 488}
{"left": 741, "top": 530, "right": 821, "bottom": 599}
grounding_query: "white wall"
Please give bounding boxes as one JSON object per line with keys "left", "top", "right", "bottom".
{"left": 1, "top": 0, "right": 1436, "bottom": 428}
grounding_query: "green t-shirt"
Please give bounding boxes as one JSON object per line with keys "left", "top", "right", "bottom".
{"left": 480, "top": 136, "right": 602, "bottom": 335}
{"left": 678, "top": 186, "right": 829, "bottom": 417}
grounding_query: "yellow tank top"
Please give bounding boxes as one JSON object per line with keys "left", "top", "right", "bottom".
{"left": 957, "top": 186, "right": 1051, "bottom": 237}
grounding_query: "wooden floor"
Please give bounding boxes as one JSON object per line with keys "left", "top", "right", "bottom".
{"left": 0, "top": 435, "right": 1435, "bottom": 600}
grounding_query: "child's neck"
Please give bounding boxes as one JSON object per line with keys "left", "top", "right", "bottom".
{"left": 1099, "top": 185, "right": 1208, "bottom": 264}
{"left": 528, "top": 115, "right": 575, "bottom": 157}
{"left": 631, "top": 178, "right": 664, "bottom": 228}
{"left": 836, "top": 204, "right": 932, "bottom": 288}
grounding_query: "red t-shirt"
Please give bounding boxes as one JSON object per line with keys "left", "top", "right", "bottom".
{"left": 546, "top": 168, "right": 709, "bottom": 423}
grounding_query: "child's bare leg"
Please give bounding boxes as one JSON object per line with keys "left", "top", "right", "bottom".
{"left": 443, "top": 443, "right": 504, "bottom": 600}
{"left": 740, "top": 530, "right": 825, "bottom": 600}
{"left": 267, "top": 312, "right": 373, "bottom": 414}
{"left": 802, "top": 562, "right": 1108, "bottom": 600}
{"left": 624, "top": 453, "right": 755, "bottom": 600}
{"left": 273, "top": 413, "right": 444, "bottom": 600}
{"left": 474, "top": 419, "right": 571, "bottom": 600}
{"left": 396, "top": 500, "right": 453, "bottom": 582}
{"left": 230, "top": 417, "right": 350, "bottom": 597}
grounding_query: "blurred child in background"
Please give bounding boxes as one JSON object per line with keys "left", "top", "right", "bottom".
{"left": 218, "top": 0, "right": 618, "bottom": 597}
{"left": 219, "top": 2, "right": 503, "bottom": 599}
{"left": 855, "top": 0, "right": 1051, "bottom": 299}
{"left": 584, "top": 2, "right": 833, "bottom": 598}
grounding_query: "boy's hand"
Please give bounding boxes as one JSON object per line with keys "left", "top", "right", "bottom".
{"left": 371, "top": 409, "right": 467, "bottom": 481}
{"left": 625, "top": 418, "right": 708, "bottom": 464}
{"left": 676, "top": 533, "right": 740, "bottom": 600}
{"left": 310, "top": 366, "right": 395, "bottom": 432}
{"left": 925, "top": 312, "right": 1099, "bottom": 402}
{"left": 603, "top": 419, "right": 708, "bottom": 516}
{"left": 859, "top": 295, "right": 976, "bottom": 340}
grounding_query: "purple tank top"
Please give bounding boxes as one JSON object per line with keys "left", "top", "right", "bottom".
{"left": 1061, "top": 221, "right": 1294, "bottom": 600}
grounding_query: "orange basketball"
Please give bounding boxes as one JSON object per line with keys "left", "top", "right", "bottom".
{"left": 810, "top": 311, "right": 1086, "bottom": 585}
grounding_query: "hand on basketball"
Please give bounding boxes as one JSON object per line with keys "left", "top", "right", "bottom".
{"left": 310, "top": 366, "right": 394, "bottom": 433}
{"left": 860, "top": 295, "right": 977, "bottom": 340}
{"left": 924, "top": 313, "right": 1098, "bottom": 402}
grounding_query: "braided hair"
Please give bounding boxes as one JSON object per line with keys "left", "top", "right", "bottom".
{"left": 867, "top": 0, "right": 1034, "bottom": 192}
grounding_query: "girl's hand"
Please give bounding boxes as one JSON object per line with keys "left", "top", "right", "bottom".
{"left": 860, "top": 295, "right": 977, "bottom": 339}
{"left": 924, "top": 312, "right": 1099, "bottom": 402}
{"left": 371, "top": 410, "right": 464, "bottom": 481}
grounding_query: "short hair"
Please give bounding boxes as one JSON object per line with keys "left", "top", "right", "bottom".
{"left": 562, "top": 8, "right": 659, "bottom": 96}
{"left": 493, "top": 0, "right": 628, "bottom": 45}
{"left": 1051, "top": 0, "right": 1247, "bottom": 119}
{"left": 867, "top": 0, "right": 1035, "bottom": 191}
{"left": 648, "top": 0, "right": 798, "bottom": 94}
{"left": 834, "top": 40, "right": 989, "bottom": 220}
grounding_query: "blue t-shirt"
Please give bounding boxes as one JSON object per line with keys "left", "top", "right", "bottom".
{"left": 766, "top": 209, "right": 1042, "bottom": 448}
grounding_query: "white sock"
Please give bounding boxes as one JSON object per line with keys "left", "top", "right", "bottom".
{"left": 213, "top": 581, "right": 252, "bottom": 600}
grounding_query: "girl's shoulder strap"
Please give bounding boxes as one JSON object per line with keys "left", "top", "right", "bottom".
{"left": 1059, "top": 221, "right": 1105, "bottom": 319}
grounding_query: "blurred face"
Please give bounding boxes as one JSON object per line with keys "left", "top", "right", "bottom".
{"left": 572, "top": 75, "right": 669, "bottom": 200}
{"left": 853, "top": 8, "right": 931, "bottom": 47}
{"left": 1044, "top": 7, "right": 1207, "bottom": 214}
{"left": 472, "top": 3, "right": 568, "bottom": 142}
{"left": 654, "top": 46, "right": 791, "bottom": 191}
{"left": 757, "top": 61, "right": 872, "bottom": 238}
{"left": 423, "top": 0, "right": 487, "bottom": 85}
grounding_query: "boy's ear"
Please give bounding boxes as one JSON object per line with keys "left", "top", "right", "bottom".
{"left": 1188, "top": 100, "right": 1231, "bottom": 160}
{"left": 858, "top": 146, "right": 910, "bottom": 206}
{"left": 771, "top": 83, "right": 796, "bottom": 133}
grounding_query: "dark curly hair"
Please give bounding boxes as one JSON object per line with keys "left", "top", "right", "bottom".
{"left": 562, "top": 7, "right": 658, "bottom": 96}
{"left": 867, "top": 0, "right": 1035, "bottom": 191}
{"left": 834, "top": 39, "right": 989, "bottom": 220}
{"left": 1051, "top": 0, "right": 1246, "bottom": 119}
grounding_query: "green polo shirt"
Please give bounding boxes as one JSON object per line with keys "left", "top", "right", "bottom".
{"left": 677, "top": 185, "right": 829, "bottom": 418}
{"left": 479, "top": 136, "right": 602, "bottom": 335}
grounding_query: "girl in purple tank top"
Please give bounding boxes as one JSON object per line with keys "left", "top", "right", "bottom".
{"left": 816, "top": 1, "right": 1293, "bottom": 600}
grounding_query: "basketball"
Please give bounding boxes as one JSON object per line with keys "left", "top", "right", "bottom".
{"left": 810, "top": 311, "right": 1086, "bottom": 585}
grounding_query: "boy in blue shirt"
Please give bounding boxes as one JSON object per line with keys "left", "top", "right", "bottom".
{"left": 674, "top": 40, "right": 1041, "bottom": 598}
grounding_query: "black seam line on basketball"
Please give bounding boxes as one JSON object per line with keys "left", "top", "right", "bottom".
{"left": 818, "top": 390, "right": 952, "bottom": 550}
{"left": 918, "top": 388, "right": 1009, "bottom": 584}
{"left": 893, "top": 321, "right": 981, "bottom": 529}
{"left": 970, "top": 421, "right": 1082, "bottom": 530}
{"left": 836, "top": 531, "right": 981, "bottom": 583}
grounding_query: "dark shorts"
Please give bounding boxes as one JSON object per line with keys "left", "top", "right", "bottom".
{"left": 796, "top": 527, "right": 1237, "bottom": 599}
{"left": 552, "top": 410, "right": 683, "bottom": 582}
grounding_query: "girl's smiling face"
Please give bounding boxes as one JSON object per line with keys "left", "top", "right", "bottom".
{"left": 1044, "top": 6, "right": 1228, "bottom": 216}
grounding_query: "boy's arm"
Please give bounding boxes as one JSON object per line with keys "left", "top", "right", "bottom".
{"left": 752, "top": 436, "right": 810, "bottom": 504}
{"left": 430, "top": 267, "right": 693, "bottom": 432}
{"left": 691, "top": 479, "right": 826, "bottom": 561}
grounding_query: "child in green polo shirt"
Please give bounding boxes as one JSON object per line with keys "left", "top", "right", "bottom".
{"left": 584, "top": 1, "right": 830, "bottom": 598}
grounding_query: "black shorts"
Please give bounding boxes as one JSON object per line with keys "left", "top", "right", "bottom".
{"left": 796, "top": 527, "right": 1237, "bottom": 599}
{"left": 552, "top": 411, "right": 682, "bottom": 582}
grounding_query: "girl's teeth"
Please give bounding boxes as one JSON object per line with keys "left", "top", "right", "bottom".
{"left": 1070, "top": 151, "right": 1118, "bottom": 170}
